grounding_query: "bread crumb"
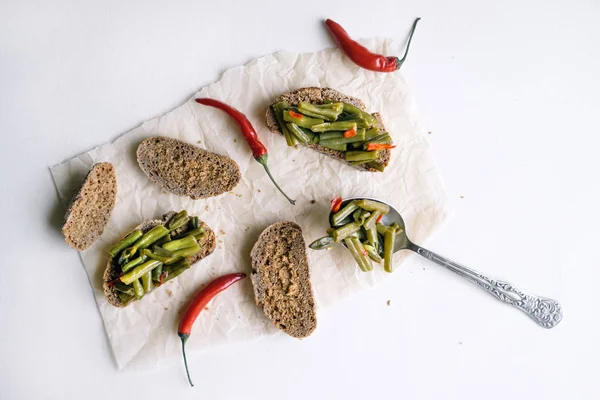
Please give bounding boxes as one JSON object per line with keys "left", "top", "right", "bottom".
{"left": 166, "top": 290, "right": 173, "bottom": 297}
{"left": 387, "top": 300, "right": 391, "bottom": 306}
{"left": 292, "top": 159, "right": 296, "bottom": 162}
{"left": 428, "top": 131, "right": 432, "bottom": 135}
{"left": 197, "top": 140, "right": 202, "bottom": 144}
{"left": 245, "top": 227, "right": 250, "bottom": 232}
{"left": 205, "top": 307, "right": 209, "bottom": 311}
{"left": 234, "top": 139, "right": 237, "bottom": 143}
{"left": 460, "top": 196, "right": 464, "bottom": 199}
{"left": 164, "top": 308, "right": 168, "bottom": 311}
{"left": 311, "top": 200, "right": 316, "bottom": 204}
{"left": 217, "top": 239, "right": 223, "bottom": 243}
{"left": 258, "top": 189, "right": 261, "bottom": 193}
{"left": 220, "top": 229, "right": 226, "bottom": 235}
{"left": 458, "top": 341, "right": 463, "bottom": 345}
{"left": 205, "top": 205, "right": 209, "bottom": 211}
{"left": 423, "top": 267, "right": 425, "bottom": 271}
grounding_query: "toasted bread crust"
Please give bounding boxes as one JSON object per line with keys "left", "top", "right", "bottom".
{"left": 136, "top": 137, "right": 241, "bottom": 199}
{"left": 250, "top": 221, "right": 316, "bottom": 338}
{"left": 103, "top": 211, "right": 216, "bottom": 307}
{"left": 265, "top": 87, "right": 391, "bottom": 172}
{"left": 62, "top": 162, "right": 117, "bottom": 251}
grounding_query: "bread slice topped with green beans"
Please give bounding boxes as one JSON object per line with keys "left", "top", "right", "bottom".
{"left": 250, "top": 221, "right": 317, "bottom": 338}
{"left": 265, "top": 87, "right": 394, "bottom": 172}
{"left": 103, "top": 211, "right": 216, "bottom": 307}
{"left": 62, "top": 162, "right": 117, "bottom": 251}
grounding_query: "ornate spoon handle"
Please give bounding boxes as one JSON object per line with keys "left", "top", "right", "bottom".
{"left": 410, "top": 243, "right": 563, "bottom": 328}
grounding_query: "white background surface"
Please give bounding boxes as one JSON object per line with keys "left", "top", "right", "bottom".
{"left": 1, "top": 0, "right": 599, "bottom": 399}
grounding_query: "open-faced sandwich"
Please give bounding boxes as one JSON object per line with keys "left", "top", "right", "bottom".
{"left": 265, "top": 87, "right": 394, "bottom": 172}
{"left": 103, "top": 210, "right": 216, "bottom": 307}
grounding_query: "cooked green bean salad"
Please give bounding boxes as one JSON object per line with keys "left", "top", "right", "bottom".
{"left": 271, "top": 100, "right": 395, "bottom": 172}
{"left": 108, "top": 211, "right": 205, "bottom": 305}
{"left": 309, "top": 199, "right": 401, "bottom": 272}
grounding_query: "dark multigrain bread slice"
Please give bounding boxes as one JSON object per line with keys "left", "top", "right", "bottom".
{"left": 103, "top": 211, "right": 216, "bottom": 307}
{"left": 61, "top": 162, "right": 117, "bottom": 251}
{"left": 265, "top": 87, "right": 391, "bottom": 172}
{"left": 250, "top": 221, "right": 317, "bottom": 338}
{"left": 136, "top": 136, "right": 241, "bottom": 199}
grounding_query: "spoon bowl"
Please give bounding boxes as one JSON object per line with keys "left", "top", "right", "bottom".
{"left": 328, "top": 196, "right": 563, "bottom": 329}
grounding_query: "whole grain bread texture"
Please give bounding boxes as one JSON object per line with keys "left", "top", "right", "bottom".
{"left": 61, "top": 162, "right": 117, "bottom": 251}
{"left": 265, "top": 87, "right": 391, "bottom": 172}
{"left": 136, "top": 136, "right": 241, "bottom": 199}
{"left": 250, "top": 221, "right": 317, "bottom": 338}
{"left": 103, "top": 211, "right": 216, "bottom": 307}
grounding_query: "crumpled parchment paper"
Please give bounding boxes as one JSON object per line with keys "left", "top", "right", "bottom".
{"left": 50, "top": 38, "right": 452, "bottom": 370}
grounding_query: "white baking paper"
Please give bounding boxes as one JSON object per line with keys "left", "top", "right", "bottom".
{"left": 50, "top": 38, "right": 452, "bottom": 370}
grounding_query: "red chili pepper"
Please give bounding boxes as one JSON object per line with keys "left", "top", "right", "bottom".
{"left": 330, "top": 196, "right": 342, "bottom": 213}
{"left": 289, "top": 110, "right": 303, "bottom": 119}
{"left": 367, "top": 143, "right": 397, "bottom": 151}
{"left": 363, "top": 248, "right": 368, "bottom": 257}
{"left": 178, "top": 272, "right": 246, "bottom": 387}
{"left": 344, "top": 128, "right": 357, "bottom": 138}
{"left": 325, "top": 18, "right": 420, "bottom": 73}
{"left": 376, "top": 214, "right": 383, "bottom": 224}
{"left": 194, "top": 98, "right": 296, "bottom": 205}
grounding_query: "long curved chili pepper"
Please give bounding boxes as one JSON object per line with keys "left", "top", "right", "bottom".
{"left": 194, "top": 98, "right": 296, "bottom": 205}
{"left": 178, "top": 272, "right": 246, "bottom": 387}
{"left": 325, "top": 18, "right": 421, "bottom": 73}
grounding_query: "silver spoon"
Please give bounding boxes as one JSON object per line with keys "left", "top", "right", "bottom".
{"left": 330, "top": 197, "right": 563, "bottom": 329}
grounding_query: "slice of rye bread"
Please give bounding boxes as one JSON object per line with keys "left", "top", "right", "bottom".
{"left": 103, "top": 211, "right": 216, "bottom": 307}
{"left": 62, "top": 162, "right": 117, "bottom": 251}
{"left": 250, "top": 221, "right": 317, "bottom": 338}
{"left": 265, "top": 87, "right": 391, "bottom": 172}
{"left": 136, "top": 136, "right": 241, "bottom": 200}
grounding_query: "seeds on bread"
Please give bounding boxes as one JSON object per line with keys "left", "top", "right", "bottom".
{"left": 103, "top": 211, "right": 216, "bottom": 308}
{"left": 265, "top": 87, "right": 391, "bottom": 172}
{"left": 62, "top": 162, "right": 117, "bottom": 251}
{"left": 250, "top": 221, "right": 317, "bottom": 338}
{"left": 136, "top": 137, "right": 241, "bottom": 200}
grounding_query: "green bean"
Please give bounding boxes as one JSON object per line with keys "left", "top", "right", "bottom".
{"left": 165, "top": 243, "right": 202, "bottom": 265}
{"left": 353, "top": 209, "right": 370, "bottom": 224}
{"left": 163, "top": 257, "right": 191, "bottom": 273}
{"left": 345, "top": 237, "right": 373, "bottom": 272}
{"left": 121, "top": 255, "right": 148, "bottom": 273}
{"left": 390, "top": 223, "right": 404, "bottom": 235}
{"left": 152, "top": 245, "right": 175, "bottom": 258}
{"left": 351, "top": 142, "right": 365, "bottom": 149}
{"left": 109, "top": 230, "right": 143, "bottom": 257}
{"left": 345, "top": 151, "right": 378, "bottom": 162}
{"left": 300, "top": 127, "right": 315, "bottom": 141}
{"left": 181, "top": 228, "right": 206, "bottom": 241}
{"left": 121, "top": 260, "right": 163, "bottom": 285}
{"left": 356, "top": 199, "right": 390, "bottom": 214}
{"left": 310, "top": 121, "right": 357, "bottom": 133}
{"left": 339, "top": 102, "right": 378, "bottom": 126}
{"left": 118, "top": 293, "right": 135, "bottom": 306}
{"left": 364, "top": 128, "right": 382, "bottom": 140}
{"left": 315, "top": 102, "right": 343, "bottom": 112}
{"left": 350, "top": 160, "right": 368, "bottom": 166}
{"left": 330, "top": 221, "right": 362, "bottom": 242}
{"left": 312, "top": 134, "right": 320, "bottom": 144}
{"left": 338, "top": 118, "right": 370, "bottom": 129}
{"left": 114, "top": 283, "right": 134, "bottom": 295}
{"left": 286, "top": 123, "right": 312, "bottom": 143}
{"left": 154, "top": 233, "right": 172, "bottom": 246}
{"left": 363, "top": 244, "right": 383, "bottom": 263}
{"left": 365, "top": 224, "right": 378, "bottom": 246}
{"left": 319, "top": 131, "right": 344, "bottom": 141}
{"left": 363, "top": 133, "right": 393, "bottom": 147}
{"left": 309, "top": 235, "right": 335, "bottom": 250}
{"left": 151, "top": 263, "right": 163, "bottom": 282}
{"left": 383, "top": 227, "right": 396, "bottom": 273}
{"left": 363, "top": 210, "right": 382, "bottom": 229}
{"left": 163, "top": 263, "right": 191, "bottom": 283}
{"left": 132, "top": 279, "right": 144, "bottom": 300}
{"left": 331, "top": 200, "right": 358, "bottom": 226}
{"left": 283, "top": 110, "right": 324, "bottom": 128}
{"left": 319, "top": 142, "right": 347, "bottom": 151}
{"left": 349, "top": 229, "right": 366, "bottom": 241}
{"left": 162, "top": 235, "right": 198, "bottom": 252}
{"left": 376, "top": 224, "right": 388, "bottom": 235}
{"left": 168, "top": 211, "right": 190, "bottom": 231}
{"left": 298, "top": 102, "right": 342, "bottom": 121}
{"left": 319, "top": 136, "right": 366, "bottom": 147}
{"left": 272, "top": 102, "right": 298, "bottom": 146}
{"left": 120, "top": 225, "right": 170, "bottom": 263}
{"left": 189, "top": 216, "right": 199, "bottom": 230}
{"left": 365, "top": 161, "right": 385, "bottom": 172}
{"left": 141, "top": 249, "right": 171, "bottom": 263}
{"left": 141, "top": 271, "right": 153, "bottom": 293}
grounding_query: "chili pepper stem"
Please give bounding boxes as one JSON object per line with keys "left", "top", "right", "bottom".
{"left": 255, "top": 155, "right": 296, "bottom": 205}
{"left": 395, "top": 17, "right": 421, "bottom": 70}
{"left": 179, "top": 333, "right": 193, "bottom": 387}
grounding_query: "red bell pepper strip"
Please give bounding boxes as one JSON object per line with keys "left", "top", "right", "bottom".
{"left": 330, "top": 196, "right": 343, "bottom": 213}
{"left": 367, "top": 143, "right": 397, "bottom": 151}
{"left": 178, "top": 272, "right": 247, "bottom": 387}
{"left": 344, "top": 128, "right": 357, "bottom": 138}
{"left": 325, "top": 18, "right": 420, "bottom": 73}
{"left": 194, "top": 98, "right": 296, "bottom": 205}
{"left": 376, "top": 214, "right": 383, "bottom": 224}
